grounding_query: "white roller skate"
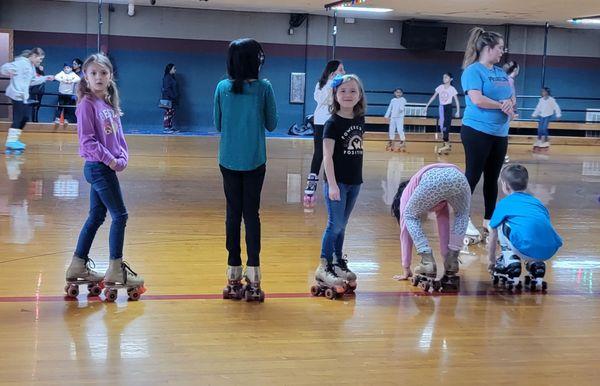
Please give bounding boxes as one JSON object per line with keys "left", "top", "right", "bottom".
{"left": 491, "top": 253, "right": 522, "bottom": 291}
{"left": 440, "top": 249, "right": 461, "bottom": 292}
{"left": 222, "top": 265, "right": 244, "bottom": 300}
{"left": 463, "top": 219, "right": 483, "bottom": 246}
{"left": 65, "top": 255, "right": 105, "bottom": 298}
{"left": 385, "top": 140, "right": 393, "bottom": 152}
{"left": 394, "top": 140, "right": 407, "bottom": 153}
{"left": 411, "top": 251, "right": 441, "bottom": 292}
{"left": 311, "top": 258, "right": 347, "bottom": 300}
{"left": 103, "top": 258, "right": 146, "bottom": 301}
{"left": 333, "top": 254, "right": 357, "bottom": 294}
{"left": 242, "top": 266, "right": 265, "bottom": 302}
{"left": 524, "top": 261, "right": 548, "bottom": 292}
{"left": 435, "top": 142, "right": 451, "bottom": 156}
{"left": 532, "top": 140, "right": 549, "bottom": 153}
{"left": 303, "top": 173, "right": 318, "bottom": 209}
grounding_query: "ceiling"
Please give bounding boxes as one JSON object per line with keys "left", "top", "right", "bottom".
{"left": 64, "top": 0, "right": 600, "bottom": 27}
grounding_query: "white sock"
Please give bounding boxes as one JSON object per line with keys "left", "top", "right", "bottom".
{"left": 6, "top": 128, "right": 21, "bottom": 144}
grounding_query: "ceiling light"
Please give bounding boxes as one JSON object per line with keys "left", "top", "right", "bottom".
{"left": 568, "top": 16, "right": 600, "bottom": 25}
{"left": 331, "top": 6, "right": 393, "bottom": 13}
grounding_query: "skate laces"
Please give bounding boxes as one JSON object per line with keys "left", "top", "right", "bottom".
{"left": 121, "top": 261, "right": 138, "bottom": 283}
{"left": 83, "top": 257, "right": 97, "bottom": 273}
{"left": 335, "top": 255, "right": 350, "bottom": 272}
{"left": 325, "top": 263, "right": 340, "bottom": 277}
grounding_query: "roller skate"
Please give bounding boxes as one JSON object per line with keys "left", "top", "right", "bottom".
{"left": 303, "top": 173, "right": 318, "bottom": 209}
{"left": 440, "top": 249, "right": 461, "bottom": 292}
{"left": 222, "top": 265, "right": 244, "bottom": 300}
{"left": 241, "top": 266, "right": 265, "bottom": 302}
{"left": 532, "top": 140, "right": 549, "bottom": 153}
{"left": 385, "top": 140, "right": 393, "bottom": 152}
{"left": 410, "top": 251, "right": 441, "bottom": 292}
{"left": 333, "top": 254, "right": 357, "bottom": 294}
{"left": 5, "top": 141, "right": 26, "bottom": 155}
{"left": 64, "top": 255, "right": 105, "bottom": 298}
{"left": 435, "top": 142, "right": 451, "bottom": 156}
{"left": 463, "top": 219, "right": 483, "bottom": 245}
{"left": 103, "top": 258, "right": 146, "bottom": 301}
{"left": 394, "top": 140, "right": 407, "bottom": 152}
{"left": 311, "top": 258, "right": 348, "bottom": 300}
{"left": 491, "top": 253, "right": 522, "bottom": 291}
{"left": 524, "top": 261, "right": 547, "bottom": 292}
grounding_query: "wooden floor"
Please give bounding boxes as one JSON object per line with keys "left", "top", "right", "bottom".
{"left": 1, "top": 133, "right": 600, "bottom": 385}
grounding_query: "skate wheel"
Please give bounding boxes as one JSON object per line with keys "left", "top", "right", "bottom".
{"left": 128, "top": 289, "right": 140, "bottom": 301}
{"left": 529, "top": 282, "right": 537, "bottom": 291}
{"left": 324, "top": 288, "right": 335, "bottom": 300}
{"left": 310, "top": 285, "right": 320, "bottom": 297}
{"left": 258, "top": 290, "right": 265, "bottom": 303}
{"left": 432, "top": 281, "right": 442, "bottom": 292}
{"left": 422, "top": 282, "right": 431, "bottom": 292}
{"left": 245, "top": 289, "right": 253, "bottom": 302}
{"left": 492, "top": 276, "right": 499, "bottom": 286}
{"left": 541, "top": 281, "right": 548, "bottom": 292}
{"left": 104, "top": 288, "right": 118, "bottom": 302}
{"left": 410, "top": 276, "right": 420, "bottom": 286}
{"left": 463, "top": 237, "right": 470, "bottom": 246}
{"left": 524, "top": 276, "right": 531, "bottom": 286}
{"left": 234, "top": 287, "right": 244, "bottom": 299}
{"left": 507, "top": 283, "right": 513, "bottom": 291}
{"left": 515, "top": 282, "right": 522, "bottom": 292}
{"left": 222, "top": 287, "right": 230, "bottom": 299}
{"left": 67, "top": 285, "right": 79, "bottom": 298}
{"left": 64, "top": 284, "right": 70, "bottom": 294}
{"left": 88, "top": 285, "right": 102, "bottom": 297}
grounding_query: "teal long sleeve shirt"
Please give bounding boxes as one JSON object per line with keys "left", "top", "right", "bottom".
{"left": 214, "top": 79, "right": 278, "bottom": 171}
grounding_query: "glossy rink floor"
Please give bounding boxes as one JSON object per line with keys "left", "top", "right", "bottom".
{"left": 1, "top": 133, "right": 600, "bottom": 385}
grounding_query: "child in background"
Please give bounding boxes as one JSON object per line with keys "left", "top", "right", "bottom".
{"left": 532, "top": 87, "right": 561, "bottom": 150}
{"left": 488, "top": 164, "right": 562, "bottom": 290}
{"left": 55, "top": 62, "right": 80, "bottom": 124}
{"left": 384, "top": 88, "right": 407, "bottom": 152}
{"left": 214, "top": 38, "right": 277, "bottom": 302}
{"left": 66, "top": 53, "right": 145, "bottom": 301}
{"left": 425, "top": 73, "right": 461, "bottom": 155}
{"left": 311, "top": 74, "right": 366, "bottom": 300}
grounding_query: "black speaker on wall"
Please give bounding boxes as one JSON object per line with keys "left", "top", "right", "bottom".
{"left": 401, "top": 20, "right": 447, "bottom": 50}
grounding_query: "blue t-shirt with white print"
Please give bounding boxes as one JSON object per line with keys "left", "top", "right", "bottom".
{"left": 461, "top": 62, "right": 512, "bottom": 137}
{"left": 490, "top": 192, "right": 562, "bottom": 260}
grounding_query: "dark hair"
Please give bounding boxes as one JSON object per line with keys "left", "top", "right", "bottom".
{"left": 227, "top": 38, "right": 265, "bottom": 94}
{"left": 443, "top": 72, "right": 454, "bottom": 85}
{"left": 542, "top": 87, "right": 551, "bottom": 95}
{"left": 502, "top": 60, "right": 519, "bottom": 75}
{"left": 501, "top": 164, "right": 528, "bottom": 192}
{"left": 164, "top": 63, "right": 175, "bottom": 76}
{"left": 73, "top": 58, "right": 83, "bottom": 67}
{"left": 462, "top": 27, "right": 504, "bottom": 69}
{"left": 318, "top": 60, "right": 342, "bottom": 89}
{"left": 391, "top": 180, "right": 410, "bottom": 223}
{"left": 394, "top": 87, "right": 403, "bottom": 93}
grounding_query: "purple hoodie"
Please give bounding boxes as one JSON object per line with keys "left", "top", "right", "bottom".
{"left": 76, "top": 95, "right": 128, "bottom": 171}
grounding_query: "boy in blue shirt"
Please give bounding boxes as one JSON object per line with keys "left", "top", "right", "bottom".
{"left": 488, "top": 164, "right": 562, "bottom": 290}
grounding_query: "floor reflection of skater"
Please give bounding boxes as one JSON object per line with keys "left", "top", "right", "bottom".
{"left": 391, "top": 163, "right": 470, "bottom": 285}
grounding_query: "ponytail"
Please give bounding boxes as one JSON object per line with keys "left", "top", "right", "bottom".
{"left": 462, "top": 27, "right": 504, "bottom": 69}
{"left": 462, "top": 27, "right": 484, "bottom": 69}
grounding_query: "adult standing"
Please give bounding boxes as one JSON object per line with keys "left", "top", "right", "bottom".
{"left": 161, "top": 63, "right": 179, "bottom": 133}
{"left": 460, "top": 27, "right": 514, "bottom": 232}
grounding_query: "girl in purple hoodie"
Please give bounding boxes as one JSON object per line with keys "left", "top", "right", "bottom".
{"left": 65, "top": 54, "right": 145, "bottom": 301}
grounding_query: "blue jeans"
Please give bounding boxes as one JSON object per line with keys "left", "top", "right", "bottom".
{"left": 320, "top": 182, "right": 361, "bottom": 262}
{"left": 537, "top": 115, "right": 554, "bottom": 138}
{"left": 75, "top": 161, "right": 128, "bottom": 260}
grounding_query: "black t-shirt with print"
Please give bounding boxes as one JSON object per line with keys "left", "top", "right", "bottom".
{"left": 323, "top": 114, "right": 364, "bottom": 185}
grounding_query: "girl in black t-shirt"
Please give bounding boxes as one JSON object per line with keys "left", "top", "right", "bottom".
{"left": 311, "top": 74, "right": 366, "bottom": 299}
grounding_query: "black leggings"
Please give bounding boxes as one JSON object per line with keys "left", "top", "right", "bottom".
{"left": 309, "top": 124, "right": 324, "bottom": 175}
{"left": 220, "top": 163, "right": 266, "bottom": 267}
{"left": 12, "top": 100, "right": 30, "bottom": 130}
{"left": 460, "top": 125, "right": 508, "bottom": 220}
{"left": 441, "top": 104, "right": 453, "bottom": 142}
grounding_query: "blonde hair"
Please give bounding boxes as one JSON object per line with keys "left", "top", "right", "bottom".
{"left": 77, "top": 53, "right": 122, "bottom": 115}
{"left": 21, "top": 47, "right": 45, "bottom": 58}
{"left": 329, "top": 74, "right": 367, "bottom": 117}
{"left": 462, "top": 27, "right": 504, "bottom": 69}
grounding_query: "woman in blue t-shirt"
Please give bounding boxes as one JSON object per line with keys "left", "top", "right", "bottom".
{"left": 460, "top": 27, "right": 515, "bottom": 233}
